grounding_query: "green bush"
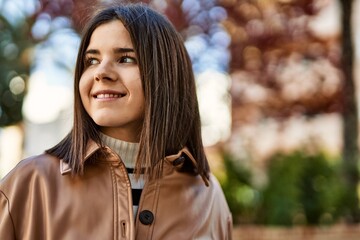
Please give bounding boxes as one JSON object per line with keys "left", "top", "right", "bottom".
{"left": 219, "top": 150, "right": 347, "bottom": 226}
{"left": 257, "top": 152, "right": 305, "bottom": 226}
{"left": 258, "top": 151, "right": 345, "bottom": 226}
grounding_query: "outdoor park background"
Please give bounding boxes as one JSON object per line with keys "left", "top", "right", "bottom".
{"left": 1, "top": 0, "right": 360, "bottom": 239}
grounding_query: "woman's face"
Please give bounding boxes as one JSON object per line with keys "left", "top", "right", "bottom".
{"left": 79, "top": 20, "right": 144, "bottom": 142}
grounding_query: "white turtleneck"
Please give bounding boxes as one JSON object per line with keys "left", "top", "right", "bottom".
{"left": 100, "top": 133, "right": 145, "bottom": 217}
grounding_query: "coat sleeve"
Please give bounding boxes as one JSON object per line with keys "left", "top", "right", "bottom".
{"left": 0, "top": 191, "right": 16, "bottom": 240}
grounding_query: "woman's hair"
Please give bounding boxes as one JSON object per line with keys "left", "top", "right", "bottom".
{"left": 46, "top": 3, "right": 209, "bottom": 180}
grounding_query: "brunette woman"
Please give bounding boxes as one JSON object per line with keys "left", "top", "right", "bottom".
{"left": 0, "top": 3, "right": 232, "bottom": 239}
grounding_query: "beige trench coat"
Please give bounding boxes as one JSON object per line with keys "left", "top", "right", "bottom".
{"left": 0, "top": 141, "right": 232, "bottom": 239}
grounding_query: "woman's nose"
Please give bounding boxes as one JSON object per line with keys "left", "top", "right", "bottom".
{"left": 94, "top": 61, "right": 117, "bottom": 81}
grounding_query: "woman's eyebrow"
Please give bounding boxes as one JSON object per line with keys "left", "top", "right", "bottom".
{"left": 84, "top": 48, "right": 134, "bottom": 55}
{"left": 114, "top": 47, "right": 134, "bottom": 53}
{"left": 85, "top": 49, "right": 99, "bottom": 55}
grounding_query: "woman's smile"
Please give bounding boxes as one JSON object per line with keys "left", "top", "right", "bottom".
{"left": 92, "top": 90, "right": 126, "bottom": 100}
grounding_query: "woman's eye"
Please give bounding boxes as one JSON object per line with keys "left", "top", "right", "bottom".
{"left": 87, "top": 58, "right": 99, "bottom": 65}
{"left": 120, "top": 56, "right": 137, "bottom": 64}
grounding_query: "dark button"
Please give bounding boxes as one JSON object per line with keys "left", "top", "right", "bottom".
{"left": 139, "top": 210, "right": 154, "bottom": 225}
{"left": 173, "top": 156, "right": 185, "bottom": 166}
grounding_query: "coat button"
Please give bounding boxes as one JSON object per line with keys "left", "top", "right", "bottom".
{"left": 139, "top": 210, "right": 154, "bottom": 225}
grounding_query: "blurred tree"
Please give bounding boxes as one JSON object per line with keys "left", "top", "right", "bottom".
{"left": 219, "top": 0, "right": 359, "bottom": 223}
{"left": 219, "top": 0, "right": 342, "bottom": 125}
{"left": 0, "top": 3, "right": 33, "bottom": 126}
{"left": 162, "top": 0, "right": 231, "bottom": 74}
{"left": 339, "top": 0, "right": 360, "bottom": 223}
{"left": 0, "top": 0, "right": 88, "bottom": 126}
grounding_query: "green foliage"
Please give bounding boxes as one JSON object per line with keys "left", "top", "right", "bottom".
{"left": 258, "top": 151, "right": 345, "bottom": 226}
{"left": 0, "top": 14, "right": 32, "bottom": 126}
{"left": 300, "top": 153, "right": 345, "bottom": 225}
{"left": 219, "top": 153, "right": 260, "bottom": 224}
{"left": 220, "top": 150, "right": 347, "bottom": 226}
{"left": 258, "top": 152, "right": 305, "bottom": 226}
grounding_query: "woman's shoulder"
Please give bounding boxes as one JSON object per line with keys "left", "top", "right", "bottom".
{"left": 0, "top": 153, "right": 60, "bottom": 190}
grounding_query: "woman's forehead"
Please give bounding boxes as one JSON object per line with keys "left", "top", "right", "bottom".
{"left": 87, "top": 20, "right": 133, "bottom": 50}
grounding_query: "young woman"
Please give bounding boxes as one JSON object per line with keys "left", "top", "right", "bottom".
{"left": 0, "top": 3, "right": 232, "bottom": 239}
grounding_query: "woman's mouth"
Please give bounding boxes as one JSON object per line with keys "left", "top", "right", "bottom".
{"left": 92, "top": 90, "right": 126, "bottom": 99}
{"left": 95, "top": 93, "right": 123, "bottom": 99}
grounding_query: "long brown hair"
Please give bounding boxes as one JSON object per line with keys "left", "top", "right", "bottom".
{"left": 46, "top": 3, "right": 209, "bottom": 180}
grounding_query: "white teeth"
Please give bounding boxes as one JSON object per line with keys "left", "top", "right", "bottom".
{"left": 96, "top": 93, "right": 121, "bottom": 99}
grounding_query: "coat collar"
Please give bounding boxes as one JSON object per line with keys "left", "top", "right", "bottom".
{"left": 164, "top": 147, "right": 210, "bottom": 186}
{"left": 59, "top": 140, "right": 209, "bottom": 186}
{"left": 59, "top": 140, "right": 102, "bottom": 175}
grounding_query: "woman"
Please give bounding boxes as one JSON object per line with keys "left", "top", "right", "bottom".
{"left": 0, "top": 3, "right": 232, "bottom": 239}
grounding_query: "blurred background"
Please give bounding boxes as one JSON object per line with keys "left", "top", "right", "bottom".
{"left": 1, "top": 0, "right": 360, "bottom": 239}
